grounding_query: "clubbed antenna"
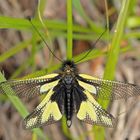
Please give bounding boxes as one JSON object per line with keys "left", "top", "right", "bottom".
{"left": 75, "top": 28, "right": 107, "bottom": 63}
{"left": 27, "top": 17, "right": 63, "bottom": 62}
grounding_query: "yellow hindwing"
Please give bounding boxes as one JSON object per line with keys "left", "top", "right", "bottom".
{"left": 25, "top": 89, "right": 62, "bottom": 129}
{"left": 77, "top": 90, "right": 114, "bottom": 127}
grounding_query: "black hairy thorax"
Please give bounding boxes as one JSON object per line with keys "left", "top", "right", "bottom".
{"left": 60, "top": 60, "right": 78, "bottom": 85}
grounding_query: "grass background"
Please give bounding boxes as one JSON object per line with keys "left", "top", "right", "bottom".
{"left": 0, "top": 0, "right": 140, "bottom": 140}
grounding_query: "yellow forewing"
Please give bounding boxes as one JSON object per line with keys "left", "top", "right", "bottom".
{"left": 0, "top": 73, "right": 59, "bottom": 98}
{"left": 32, "top": 73, "right": 58, "bottom": 80}
{"left": 79, "top": 73, "right": 140, "bottom": 100}
{"left": 16, "top": 73, "right": 59, "bottom": 83}
{"left": 79, "top": 74, "right": 98, "bottom": 80}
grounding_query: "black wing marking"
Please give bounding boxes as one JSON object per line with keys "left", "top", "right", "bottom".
{"left": 0, "top": 74, "right": 60, "bottom": 98}
{"left": 76, "top": 90, "right": 116, "bottom": 127}
{"left": 72, "top": 85, "right": 87, "bottom": 113}
{"left": 78, "top": 74, "right": 140, "bottom": 100}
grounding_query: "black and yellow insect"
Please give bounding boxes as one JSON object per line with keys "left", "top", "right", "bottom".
{"left": 0, "top": 60, "right": 140, "bottom": 129}
{"left": 0, "top": 18, "right": 140, "bottom": 129}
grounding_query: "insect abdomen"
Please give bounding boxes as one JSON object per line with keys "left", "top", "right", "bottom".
{"left": 65, "top": 86, "right": 73, "bottom": 127}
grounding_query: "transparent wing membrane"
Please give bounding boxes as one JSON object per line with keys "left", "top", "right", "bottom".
{"left": 78, "top": 74, "right": 140, "bottom": 100}
{"left": 0, "top": 74, "right": 59, "bottom": 98}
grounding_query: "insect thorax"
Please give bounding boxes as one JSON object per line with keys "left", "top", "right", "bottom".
{"left": 60, "top": 60, "right": 78, "bottom": 85}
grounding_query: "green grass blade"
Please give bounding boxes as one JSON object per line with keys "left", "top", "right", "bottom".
{"left": 125, "top": 31, "right": 140, "bottom": 39}
{"left": 67, "top": 0, "right": 73, "bottom": 60}
{"left": 61, "top": 0, "right": 73, "bottom": 137}
{"left": 37, "top": 0, "right": 47, "bottom": 18}
{"left": 0, "top": 40, "right": 31, "bottom": 63}
{"left": 0, "top": 72, "right": 49, "bottom": 140}
{"left": 93, "top": 0, "right": 134, "bottom": 139}
{"left": 32, "top": 132, "right": 37, "bottom": 140}
{"left": 23, "top": 45, "right": 130, "bottom": 80}
{"left": 73, "top": 0, "right": 104, "bottom": 33}
{"left": 0, "top": 16, "right": 92, "bottom": 33}
{"left": 104, "top": 0, "right": 133, "bottom": 83}
{"left": 127, "top": 16, "right": 140, "bottom": 28}
{"left": 50, "top": 30, "right": 108, "bottom": 41}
